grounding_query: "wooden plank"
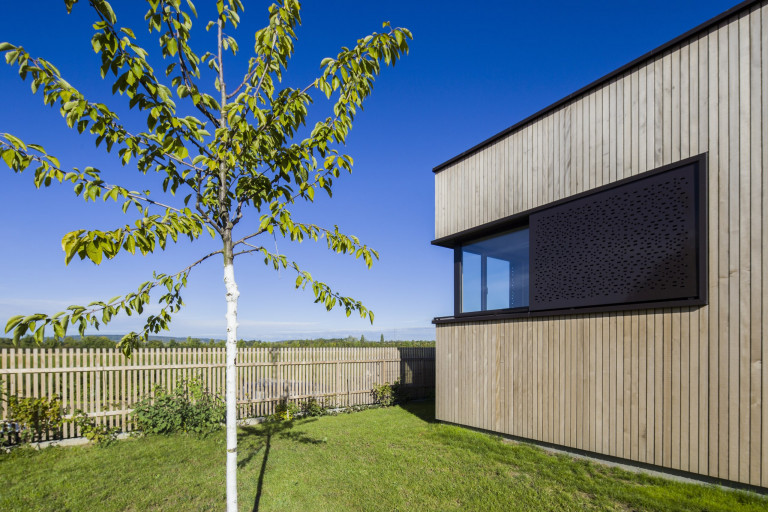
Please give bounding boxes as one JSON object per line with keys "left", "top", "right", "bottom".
{"left": 638, "top": 312, "right": 648, "bottom": 463}
{"left": 654, "top": 311, "right": 664, "bottom": 466}
{"left": 761, "top": 2, "right": 768, "bottom": 489}
{"left": 735, "top": 12, "right": 752, "bottom": 484}
{"left": 616, "top": 315, "right": 624, "bottom": 459}
{"left": 630, "top": 313, "right": 639, "bottom": 460}
{"left": 706, "top": 25, "right": 720, "bottom": 479}
{"left": 725, "top": 18, "right": 741, "bottom": 482}
{"left": 645, "top": 312, "right": 655, "bottom": 463}
{"left": 595, "top": 315, "right": 603, "bottom": 453}
{"left": 536, "top": 319, "right": 542, "bottom": 441}
{"left": 553, "top": 318, "right": 560, "bottom": 444}
{"left": 684, "top": 308, "right": 701, "bottom": 473}
{"left": 671, "top": 311, "right": 682, "bottom": 470}
{"left": 654, "top": 54, "right": 664, "bottom": 168}
{"left": 588, "top": 315, "right": 596, "bottom": 453}
{"left": 662, "top": 311, "right": 672, "bottom": 468}
{"left": 745, "top": 8, "right": 763, "bottom": 487}
{"left": 671, "top": 48, "right": 681, "bottom": 164}
{"left": 576, "top": 315, "right": 583, "bottom": 450}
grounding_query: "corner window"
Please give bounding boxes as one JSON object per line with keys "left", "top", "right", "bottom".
{"left": 461, "top": 227, "right": 529, "bottom": 313}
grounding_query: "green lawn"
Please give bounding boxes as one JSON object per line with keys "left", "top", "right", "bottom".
{"left": 1, "top": 402, "right": 765, "bottom": 511}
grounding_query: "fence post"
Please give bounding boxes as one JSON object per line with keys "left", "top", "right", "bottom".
{"left": 335, "top": 358, "right": 340, "bottom": 408}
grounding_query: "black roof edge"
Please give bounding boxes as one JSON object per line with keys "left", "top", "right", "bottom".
{"left": 432, "top": 0, "right": 761, "bottom": 174}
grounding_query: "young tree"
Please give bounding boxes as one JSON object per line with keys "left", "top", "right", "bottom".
{"left": 0, "top": 1, "right": 410, "bottom": 509}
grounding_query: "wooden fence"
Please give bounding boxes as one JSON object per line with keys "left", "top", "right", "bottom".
{"left": 0, "top": 347, "right": 435, "bottom": 440}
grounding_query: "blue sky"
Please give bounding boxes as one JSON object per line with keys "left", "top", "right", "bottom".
{"left": 0, "top": 0, "right": 739, "bottom": 341}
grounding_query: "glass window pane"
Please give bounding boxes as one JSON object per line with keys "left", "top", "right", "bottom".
{"left": 462, "top": 251, "right": 481, "bottom": 313}
{"left": 461, "top": 227, "right": 529, "bottom": 313}
{"left": 487, "top": 257, "right": 510, "bottom": 310}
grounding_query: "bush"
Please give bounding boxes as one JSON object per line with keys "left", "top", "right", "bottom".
{"left": 4, "top": 395, "right": 64, "bottom": 444}
{"left": 67, "top": 410, "right": 120, "bottom": 447}
{"left": 371, "top": 379, "right": 406, "bottom": 407}
{"left": 371, "top": 382, "right": 394, "bottom": 406}
{"left": 271, "top": 399, "right": 299, "bottom": 422}
{"left": 299, "top": 397, "right": 326, "bottom": 417}
{"left": 132, "top": 377, "right": 225, "bottom": 436}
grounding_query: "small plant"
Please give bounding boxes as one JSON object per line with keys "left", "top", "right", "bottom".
{"left": 271, "top": 399, "right": 299, "bottom": 422}
{"left": 371, "top": 379, "right": 406, "bottom": 407}
{"left": 68, "top": 410, "right": 119, "bottom": 447}
{"left": 6, "top": 394, "right": 64, "bottom": 443}
{"left": 372, "top": 382, "right": 393, "bottom": 406}
{"left": 132, "top": 377, "right": 225, "bottom": 436}
{"left": 300, "top": 397, "right": 326, "bottom": 417}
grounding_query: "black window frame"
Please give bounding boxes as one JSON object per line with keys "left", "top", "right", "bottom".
{"left": 456, "top": 226, "right": 530, "bottom": 316}
{"left": 438, "top": 153, "right": 708, "bottom": 324}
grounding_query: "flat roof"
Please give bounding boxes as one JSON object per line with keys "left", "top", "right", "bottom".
{"left": 432, "top": 0, "right": 762, "bottom": 174}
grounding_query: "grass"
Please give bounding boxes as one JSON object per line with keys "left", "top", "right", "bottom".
{"left": 1, "top": 402, "right": 765, "bottom": 511}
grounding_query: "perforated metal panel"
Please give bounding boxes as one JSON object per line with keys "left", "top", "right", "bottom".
{"left": 529, "top": 163, "right": 702, "bottom": 311}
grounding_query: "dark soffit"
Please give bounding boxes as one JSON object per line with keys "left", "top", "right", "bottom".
{"left": 431, "top": 0, "right": 762, "bottom": 174}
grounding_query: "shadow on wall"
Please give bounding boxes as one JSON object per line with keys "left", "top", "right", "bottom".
{"left": 396, "top": 346, "right": 436, "bottom": 401}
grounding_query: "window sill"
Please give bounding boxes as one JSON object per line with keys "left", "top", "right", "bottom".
{"left": 433, "top": 297, "right": 707, "bottom": 325}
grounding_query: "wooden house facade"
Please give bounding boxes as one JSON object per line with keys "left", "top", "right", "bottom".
{"left": 433, "top": 0, "right": 768, "bottom": 488}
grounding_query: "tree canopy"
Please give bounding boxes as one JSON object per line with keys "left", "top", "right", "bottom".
{"left": 1, "top": 0, "right": 411, "bottom": 353}
{"left": 1, "top": 1, "right": 410, "bottom": 509}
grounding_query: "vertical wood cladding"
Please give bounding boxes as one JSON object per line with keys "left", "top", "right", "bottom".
{"left": 434, "top": 2, "right": 768, "bottom": 487}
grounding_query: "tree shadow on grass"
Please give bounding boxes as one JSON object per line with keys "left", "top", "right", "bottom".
{"left": 237, "top": 418, "right": 324, "bottom": 512}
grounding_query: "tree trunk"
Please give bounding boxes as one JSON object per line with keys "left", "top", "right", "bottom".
{"left": 223, "top": 258, "right": 240, "bottom": 512}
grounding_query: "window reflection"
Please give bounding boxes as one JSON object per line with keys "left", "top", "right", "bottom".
{"left": 461, "top": 227, "right": 529, "bottom": 313}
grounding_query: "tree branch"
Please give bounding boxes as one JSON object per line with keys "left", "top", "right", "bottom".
{"left": 226, "top": 65, "right": 258, "bottom": 100}
{"left": 232, "top": 245, "right": 264, "bottom": 258}
{"left": 231, "top": 228, "right": 269, "bottom": 247}
{"left": 165, "top": 13, "right": 220, "bottom": 128}
{"left": 194, "top": 171, "right": 222, "bottom": 236}
{"left": 0, "top": 139, "right": 186, "bottom": 214}
{"left": 216, "top": 17, "right": 231, "bottom": 236}
{"left": 87, "top": 2, "right": 214, "bottom": 159}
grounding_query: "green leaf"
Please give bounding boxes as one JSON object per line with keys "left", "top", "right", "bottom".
{"left": 86, "top": 242, "right": 103, "bottom": 265}
{"left": 1, "top": 149, "right": 15, "bottom": 168}
{"left": 33, "top": 323, "right": 45, "bottom": 345}
{"left": 53, "top": 320, "right": 66, "bottom": 339}
{"left": 4, "top": 315, "right": 24, "bottom": 334}
{"left": 186, "top": 0, "right": 198, "bottom": 17}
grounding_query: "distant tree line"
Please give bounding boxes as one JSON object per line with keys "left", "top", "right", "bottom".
{"left": 0, "top": 335, "right": 434, "bottom": 350}
{"left": 240, "top": 336, "right": 434, "bottom": 348}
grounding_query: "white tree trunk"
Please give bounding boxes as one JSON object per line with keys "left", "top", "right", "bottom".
{"left": 224, "top": 262, "right": 240, "bottom": 512}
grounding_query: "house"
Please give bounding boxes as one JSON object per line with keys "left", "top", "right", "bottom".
{"left": 432, "top": 0, "right": 767, "bottom": 488}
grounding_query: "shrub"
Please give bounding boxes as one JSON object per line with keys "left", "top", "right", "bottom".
{"left": 132, "top": 377, "right": 225, "bottom": 436}
{"left": 271, "top": 399, "right": 299, "bottom": 422}
{"left": 299, "top": 397, "right": 326, "bottom": 417}
{"left": 5, "top": 395, "right": 64, "bottom": 443}
{"left": 371, "top": 379, "right": 406, "bottom": 407}
{"left": 371, "top": 382, "right": 394, "bottom": 406}
{"left": 67, "top": 410, "right": 119, "bottom": 447}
